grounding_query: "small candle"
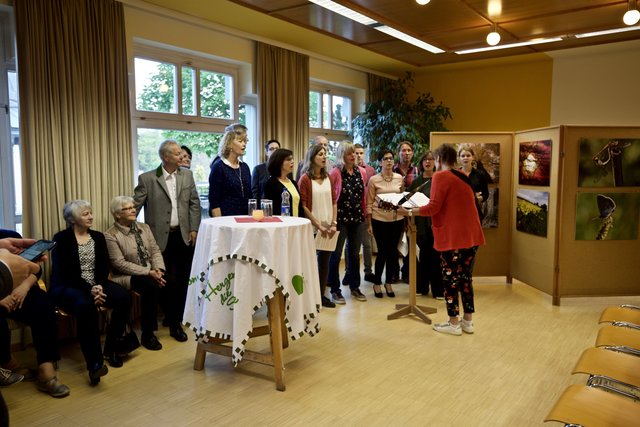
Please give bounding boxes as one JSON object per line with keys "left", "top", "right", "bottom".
{"left": 252, "top": 209, "right": 264, "bottom": 221}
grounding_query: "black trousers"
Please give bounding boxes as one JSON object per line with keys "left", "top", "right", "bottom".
{"left": 0, "top": 286, "right": 60, "bottom": 366}
{"left": 130, "top": 275, "right": 159, "bottom": 334}
{"left": 161, "top": 230, "right": 193, "bottom": 326}
{"left": 371, "top": 219, "right": 404, "bottom": 285}
{"left": 51, "top": 281, "right": 130, "bottom": 369}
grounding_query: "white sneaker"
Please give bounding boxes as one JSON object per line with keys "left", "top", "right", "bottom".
{"left": 432, "top": 322, "right": 462, "bottom": 336}
{"left": 460, "top": 319, "right": 474, "bottom": 334}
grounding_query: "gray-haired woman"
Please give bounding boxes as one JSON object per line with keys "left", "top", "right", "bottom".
{"left": 50, "top": 200, "right": 131, "bottom": 384}
{"left": 104, "top": 196, "right": 165, "bottom": 352}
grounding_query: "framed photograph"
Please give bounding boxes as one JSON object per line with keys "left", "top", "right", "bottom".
{"left": 575, "top": 192, "right": 640, "bottom": 240}
{"left": 516, "top": 189, "right": 549, "bottom": 237}
{"left": 518, "top": 140, "right": 552, "bottom": 186}
{"left": 453, "top": 143, "right": 500, "bottom": 184}
{"left": 578, "top": 138, "right": 640, "bottom": 187}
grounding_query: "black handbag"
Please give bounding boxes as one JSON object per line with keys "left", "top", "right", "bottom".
{"left": 116, "top": 323, "right": 140, "bottom": 355}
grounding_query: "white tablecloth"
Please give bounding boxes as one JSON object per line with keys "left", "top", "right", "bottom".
{"left": 184, "top": 216, "right": 321, "bottom": 365}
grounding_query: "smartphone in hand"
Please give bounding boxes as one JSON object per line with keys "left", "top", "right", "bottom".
{"left": 19, "top": 240, "right": 57, "bottom": 262}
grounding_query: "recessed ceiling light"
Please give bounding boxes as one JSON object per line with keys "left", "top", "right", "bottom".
{"left": 374, "top": 25, "right": 444, "bottom": 54}
{"left": 416, "top": 0, "right": 431, "bottom": 5}
{"left": 308, "top": 0, "right": 376, "bottom": 26}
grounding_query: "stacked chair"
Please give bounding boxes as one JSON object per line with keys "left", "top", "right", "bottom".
{"left": 544, "top": 304, "right": 640, "bottom": 426}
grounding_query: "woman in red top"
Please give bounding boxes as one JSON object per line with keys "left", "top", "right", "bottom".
{"left": 399, "top": 144, "right": 485, "bottom": 336}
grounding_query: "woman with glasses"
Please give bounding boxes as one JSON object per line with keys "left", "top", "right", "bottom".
{"left": 410, "top": 151, "right": 443, "bottom": 299}
{"left": 104, "top": 196, "right": 165, "bottom": 352}
{"left": 365, "top": 149, "right": 404, "bottom": 298}
{"left": 208, "top": 123, "right": 252, "bottom": 216}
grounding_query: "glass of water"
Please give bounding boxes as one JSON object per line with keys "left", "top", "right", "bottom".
{"left": 261, "top": 199, "right": 273, "bottom": 217}
{"left": 248, "top": 199, "right": 257, "bottom": 216}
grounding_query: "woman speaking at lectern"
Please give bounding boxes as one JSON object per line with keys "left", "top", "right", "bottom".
{"left": 398, "top": 144, "right": 484, "bottom": 336}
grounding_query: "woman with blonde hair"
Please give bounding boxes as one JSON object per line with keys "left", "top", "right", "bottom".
{"left": 326, "top": 141, "right": 368, "bottom": 304}
{"left": 208, "top": 123, "right": 252, "bottom": 216}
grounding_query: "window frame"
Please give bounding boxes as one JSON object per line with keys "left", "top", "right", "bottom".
{"left": 309, "top": 83, "right": 354, "bottom": 137}
{"left": 131, "top": 45, "right": 240, "bottom": 128}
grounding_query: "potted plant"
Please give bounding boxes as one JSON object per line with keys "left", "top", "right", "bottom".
{"left": 350, "top": 72, "right": 452, "bottom": 161}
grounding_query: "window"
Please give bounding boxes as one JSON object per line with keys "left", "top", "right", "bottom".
{"left": 132, "top": 47, "right": 254, "bottom": 217}
{"left": 134, "top": 57, "right": 235, "bottom": 121}
{"left": 309, "top": 84, "right": 354, "bottom": 161}
{"left": 0, "top": 7, "right": 21, "bottom": 232}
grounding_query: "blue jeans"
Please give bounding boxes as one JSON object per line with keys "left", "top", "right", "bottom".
{"left": 327, "top": 222, "right": 363, "bottom": 292}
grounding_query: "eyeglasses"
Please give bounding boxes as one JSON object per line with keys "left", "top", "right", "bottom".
{"left": 120, "top": 206, "right": 136, "bottom": 212}
{"left": 382, "top": 157, "right": 394, "bottom": 161}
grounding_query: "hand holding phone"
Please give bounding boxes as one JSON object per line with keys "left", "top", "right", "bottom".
{"left": 19, "top": 240, "right": 57, "bottom": 262}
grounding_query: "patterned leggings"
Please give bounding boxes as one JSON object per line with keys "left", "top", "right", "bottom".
{"left": 440, "top": 246, "right": 478, "bottom": 317}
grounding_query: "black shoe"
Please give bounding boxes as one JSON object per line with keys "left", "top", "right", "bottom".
{"left": 384, "top": 284, "right": 396, "bottom": 298}
{"left": 141, "top": 333, "right": 163, "bottom": 351}
{"left": 321, "top": 296, "right": 336, "bottom": 308}
{"left": 105, "top": 352, "right": 123, "bottom": 368}
{"left": 372, "top": 284, "right": 383, "bottom": 298}
{"left": 88, "top": 363, "right": 108, "bottom": 386}
{"left": 170, "top": 325, "right": 188, "bottom": 342}
{"left": 364, "top": 273, "right": 376, "bottom": 283}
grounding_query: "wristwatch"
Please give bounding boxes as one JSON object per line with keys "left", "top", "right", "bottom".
{"left": 331, "top": 220, "right": 337, "bottom": 226}
{"left": 408, "top": 209, "right": 413, "bottom": 217}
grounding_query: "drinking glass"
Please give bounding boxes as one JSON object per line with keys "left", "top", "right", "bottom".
{"left": 261, "top": 199, "right": 273, "bottom": 217}
{"left": 248, "top": 199, "right": 257, "bottom": 216}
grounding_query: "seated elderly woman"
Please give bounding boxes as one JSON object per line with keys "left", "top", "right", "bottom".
{"left": 50, "top": 200, "right": 132, "bottom": 385}
{"left": 104, "top": 196, "right": 164, "bottom": 351}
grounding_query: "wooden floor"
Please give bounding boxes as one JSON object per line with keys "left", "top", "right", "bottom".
{"left": 5, "top": 278, "right": 639, "bottom": 426}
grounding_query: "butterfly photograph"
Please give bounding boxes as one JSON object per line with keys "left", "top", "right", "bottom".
{"left": 575, "top": 192, "right": 640, "bottom": 240}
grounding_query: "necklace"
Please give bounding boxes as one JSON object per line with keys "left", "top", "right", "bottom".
{"left": 234, "top": 164, "right": 244, "bottom": 198}
{"left": 382, "top": 173, "right": 393, "bottom": 182}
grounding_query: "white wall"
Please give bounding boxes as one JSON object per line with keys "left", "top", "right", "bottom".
{"left": 549, "top": 39, "right": 640, "bottom": 126}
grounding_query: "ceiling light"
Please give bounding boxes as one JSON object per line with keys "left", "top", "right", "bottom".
{"left": 623, "top": 0, "right": 640, "bottom": 26}
{"left": 308, "top": 0, "right": 377, "bottom": 26}
{"left": 486, "top": 25, "right": 501, "bottom": 46}
{"left": 416, "top": 0, "right": 431, "bottom": 5}
{"left": 309, "top": 0, "right": 443, "bottom": 54}
{"left": 374, "top": 25, "right": 444, "bottom": 53}
{"left": 575, "top": 25, "right": 640, "bottom": 38}
{"left": 455, "top": 37, "right": 562, "bottom": 55}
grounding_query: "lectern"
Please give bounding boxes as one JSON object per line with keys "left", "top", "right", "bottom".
{"left": 387, "top": 216, "right": 437, "bottom": 323}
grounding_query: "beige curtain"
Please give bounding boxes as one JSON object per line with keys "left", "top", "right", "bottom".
{"left": 256, "top": 42, "right": 309, "bottom": 164}
{"left": 15, "top": 0, "right": 132, "bottom": 239}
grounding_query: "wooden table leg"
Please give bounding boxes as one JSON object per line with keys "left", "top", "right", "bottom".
{"left": 194, "top": 341, "right": 207, "bottom": 370}
{"left": 267, "top": 288, "right": 286, "bottom": 391}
